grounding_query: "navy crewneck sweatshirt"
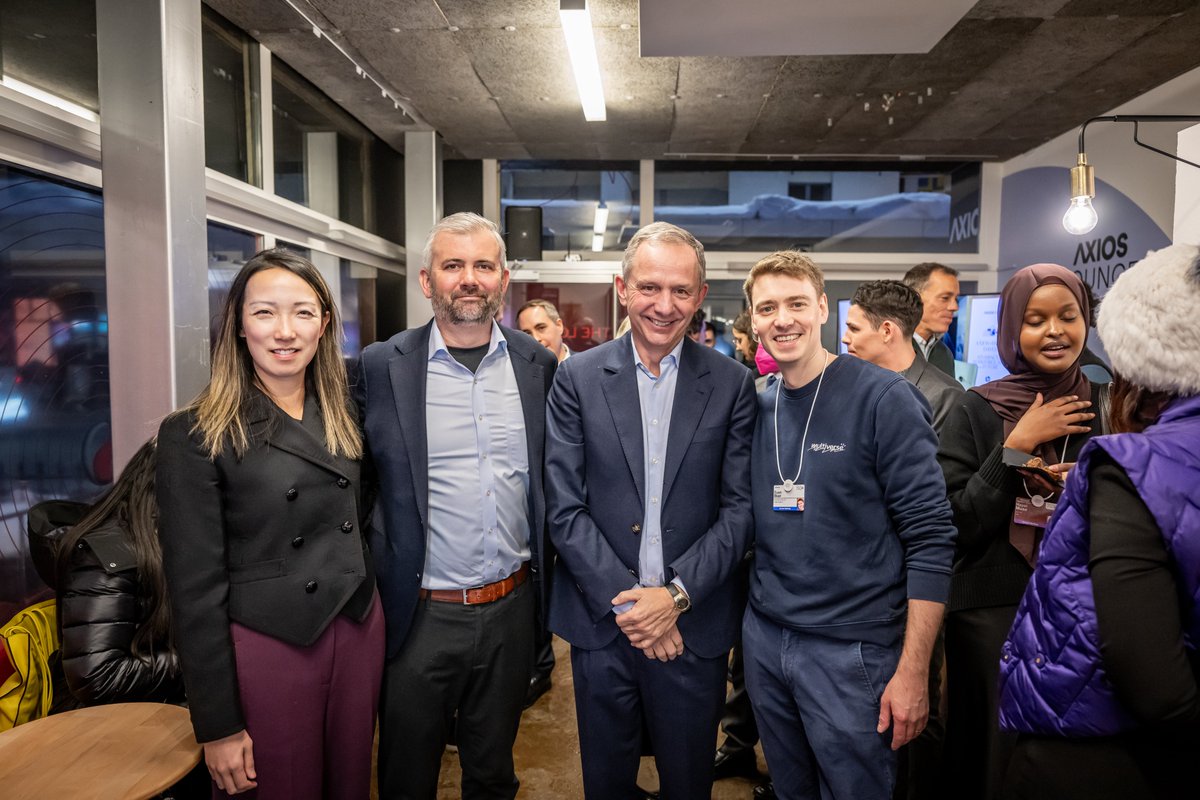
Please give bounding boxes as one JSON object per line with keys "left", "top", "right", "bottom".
{"left": 750, "top": 355, "right": 955, "bottom": 645}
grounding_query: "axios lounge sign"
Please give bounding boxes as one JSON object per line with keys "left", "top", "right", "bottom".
{"left": 1072, "top": 232, "right": 1137, "bottom": 292}
{"left": 999, "top": 167, "right": 1169, "bottom": 298}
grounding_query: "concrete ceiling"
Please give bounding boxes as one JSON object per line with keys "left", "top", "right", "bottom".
{"left": 203, "top": 0, "right": 1200, "bottom": 161}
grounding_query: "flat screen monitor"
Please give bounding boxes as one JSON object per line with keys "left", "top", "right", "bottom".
{"left": 837, "top": 299, "right": 850, "bottom": 354}
{"left": 951, "top": 293, "right": 1009, "bottom": 387}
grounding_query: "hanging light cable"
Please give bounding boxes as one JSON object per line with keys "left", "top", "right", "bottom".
{"left": 1063, "top": 115, "right": 1200, "bottom": 235}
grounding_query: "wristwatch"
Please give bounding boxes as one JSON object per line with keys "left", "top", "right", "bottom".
{"left": 666, "top": 582, "right": 691, "bottom": 613}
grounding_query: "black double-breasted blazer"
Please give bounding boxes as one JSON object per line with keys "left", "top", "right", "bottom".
{"left": 156, "top": 392, "right": 372, "bottom": 742}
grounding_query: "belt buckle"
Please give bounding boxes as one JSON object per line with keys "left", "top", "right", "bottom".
{"left": 462, "top": 588, "right": 471, "bottom": 604}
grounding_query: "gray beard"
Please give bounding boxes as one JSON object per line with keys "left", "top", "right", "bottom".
{"left": 431, "top": 290, "right": 502, "bottom": 325}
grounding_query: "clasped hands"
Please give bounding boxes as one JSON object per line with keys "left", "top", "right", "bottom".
{"left": 612, "top": 586, "right": 684, "bottom": 662}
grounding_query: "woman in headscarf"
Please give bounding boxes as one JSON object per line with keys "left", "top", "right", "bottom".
{"left": 998, "top": 244, "right": 1200, "bottom": 799}
{"left": 937, "top": 263, "right": 1102, "bottom": 800}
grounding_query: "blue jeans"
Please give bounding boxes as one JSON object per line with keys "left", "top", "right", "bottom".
{"left": 743, "top": 605, "right": 900, "bottom": 800}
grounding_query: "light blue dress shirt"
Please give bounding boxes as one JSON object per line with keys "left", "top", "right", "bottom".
{"left": 913, "top": 331, "right": 937, "bottom": 360}
{"left": 423, "top": 321, "right": 531, "bottom": 590}
{"left": 614, "top": 336, "right": 686, "bottom": 614}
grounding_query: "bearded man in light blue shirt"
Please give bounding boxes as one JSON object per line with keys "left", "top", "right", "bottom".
{"left": 355, "top": 212, "right": 558, "bottom": 799}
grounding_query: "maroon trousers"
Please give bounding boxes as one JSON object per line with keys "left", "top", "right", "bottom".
{"left": 213, "top": 594, "right": 384, "bottom": 800}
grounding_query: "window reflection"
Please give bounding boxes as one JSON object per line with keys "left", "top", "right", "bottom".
{"left": 273, "top": 60, "right": 374, "bottom": 230}
{"left": 202, "top": 8, "right": 257, "bottom": 184}
{"left": 653, "top": 162, "right": 981, "bottom": 253}
{"left": 0, "top": 164, "right": 109, "bottom": 617}
{"left": 500, "top": 163, "right": 640, "bottom": 253}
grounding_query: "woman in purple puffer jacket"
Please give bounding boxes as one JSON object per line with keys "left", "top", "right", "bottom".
{"left": 998, "top": 243, "right": 1200, "bottom": 800}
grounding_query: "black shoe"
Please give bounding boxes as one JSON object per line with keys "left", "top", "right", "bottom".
{"left": 753, "top": 780, "right": 776, "bottom": 799}
{"left": 635, "top": 787, "right": 659, "bottom": 799}
{"left": 523, "top": 673, "right": 552, "bottom": 709}
{"left": 713, "top": 746, "right": 759, "bottom": 780}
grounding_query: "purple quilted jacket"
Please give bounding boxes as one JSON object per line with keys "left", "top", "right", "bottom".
{"left": 998, "top": 394, "right": 1200, "bottom": 736}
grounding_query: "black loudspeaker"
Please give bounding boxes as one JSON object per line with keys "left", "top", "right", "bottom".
{"left": 505, "top": 206, "right": 542, "bottom": 261}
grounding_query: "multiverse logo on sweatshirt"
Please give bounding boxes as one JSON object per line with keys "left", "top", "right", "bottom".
{"left": 809, "top": 442, "right": 846, "bottom": 454}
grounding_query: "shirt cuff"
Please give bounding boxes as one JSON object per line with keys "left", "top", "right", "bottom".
{"left": 612, "top": 582, "right": 640, "bottom": 615}
{"left": 671, "top": 577, "right": 688, "bottom": 602}
{"left": 907, "top": 568, "right": 951, "bottom": 604}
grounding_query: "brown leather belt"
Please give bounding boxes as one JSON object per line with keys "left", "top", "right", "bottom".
{"left": 418, "top": 563, "right": 529, "bottom": 605}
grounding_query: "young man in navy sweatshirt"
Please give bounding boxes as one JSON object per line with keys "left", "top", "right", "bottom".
{"left": 741, "top": 251, "right": 956, "bottom": 800}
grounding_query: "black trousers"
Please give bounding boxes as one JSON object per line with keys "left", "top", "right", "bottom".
{"left": 378, "top": 581, "right": 535, "bottom": 800}
{"left": 532, "top": 618, "right": 556, "bottom": 680}
{"left": 893, "top": 623, "right": 946, "bottom": 800}
{"left": 718, "top": 639, "right": 760, "bottom": 754}
{"left": 944, "top": 605, "right": 1018, "bottom": 800}
{"left": 1002, "top": 733, "right": 1192, "bottom": 800}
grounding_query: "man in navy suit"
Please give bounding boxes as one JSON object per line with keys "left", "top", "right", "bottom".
{"left": 545, "top": 222, "right": 757, "bottom": 799}
{"left": 355, "top": 212, "right": 557, "bottom": 799}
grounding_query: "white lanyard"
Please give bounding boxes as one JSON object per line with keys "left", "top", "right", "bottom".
{"left": 773, "top": 352, "right": 829, "bottom": 490}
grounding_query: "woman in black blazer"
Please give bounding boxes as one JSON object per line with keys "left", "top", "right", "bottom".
{"left": 156, "top": 249, "right": 383, "bottom": 799}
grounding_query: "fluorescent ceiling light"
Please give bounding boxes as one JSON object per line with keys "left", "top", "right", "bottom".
{"left": 559, "top": 1, "right": 606, "bottom": 122}
{"left": 591, "top": 232, "right": 605, "bottom": 252}
{"left": 1, "top": 75, "right": 98, "bottom": 122}
{"left": 592, "top": 203, "right": 609, "bottom": 235}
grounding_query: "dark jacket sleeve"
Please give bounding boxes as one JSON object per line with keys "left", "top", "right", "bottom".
{"left": 58, "top": 528, "right": 183, "bottom": 705}
{"left": 937, "top": 392, "right": 1016, "bottom": 559}
{"left": 1088, "top": 455, "right": 1200, "bottom": 726}
{"left": 156, "top": 412, "right": 244, "bottom": 743}
{"left": 544, "top": 356, "right": 643, "bottom": 622}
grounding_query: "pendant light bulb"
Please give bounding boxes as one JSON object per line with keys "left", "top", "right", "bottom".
{"left": 1063, "top": 152, "right": 1098, "bottom": 235}
{"left": 1062, "top": 195, "right": 1098, "bottom": 235}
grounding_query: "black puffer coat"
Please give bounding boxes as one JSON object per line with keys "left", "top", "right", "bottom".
{"left": 58, "top": 520, "right": 184, "bottom": 705}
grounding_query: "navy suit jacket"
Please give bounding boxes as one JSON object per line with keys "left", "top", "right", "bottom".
{"left": 354, "top": 321, "right": 558, "bottom": 658}
{"left": 544, "top": 336, "right": 757, "bottom": 658}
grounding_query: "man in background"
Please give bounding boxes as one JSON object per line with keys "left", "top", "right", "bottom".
{"left": 903, "top": 263, "right": 960, "bottom": 377}
{"left": 843, "top": 280, "right": 964, "bottom": 434}
{"left": 518, "top": 298, "right": 570, "bottom": 363}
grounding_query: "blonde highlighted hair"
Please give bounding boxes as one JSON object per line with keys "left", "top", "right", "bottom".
{"left": 187, "top": 248, "right": 362, "bottom": 460}
{"left": 743, "top": 250, "right": 825, "bottom": 306}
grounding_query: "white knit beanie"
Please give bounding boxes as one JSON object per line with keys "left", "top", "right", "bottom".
{"left": 1097, "top": 242, "right": 1200, "bottom": 395}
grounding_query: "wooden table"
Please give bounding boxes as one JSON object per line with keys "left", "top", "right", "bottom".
{"left": 0, "top": 702, "right": 202, "bottom": 800}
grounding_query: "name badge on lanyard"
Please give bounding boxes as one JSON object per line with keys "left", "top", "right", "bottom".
{"left": 773, "top": 480, "right": 805, "bottom": 512}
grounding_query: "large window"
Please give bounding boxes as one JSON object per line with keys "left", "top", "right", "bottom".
{"left": 500, "top": 163, "right": 640, "bottom": 253}
{"left": 653, "top": 162, "right": 982, "bottom": 253}
{"left": 273, "top": 60, "right": 375, "bottom": 230}
{"left": 0, "top": 164, "right": 110, "bottom": 618}
{"left": 202, "top": 9, "right": 258, "bottom": 184}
